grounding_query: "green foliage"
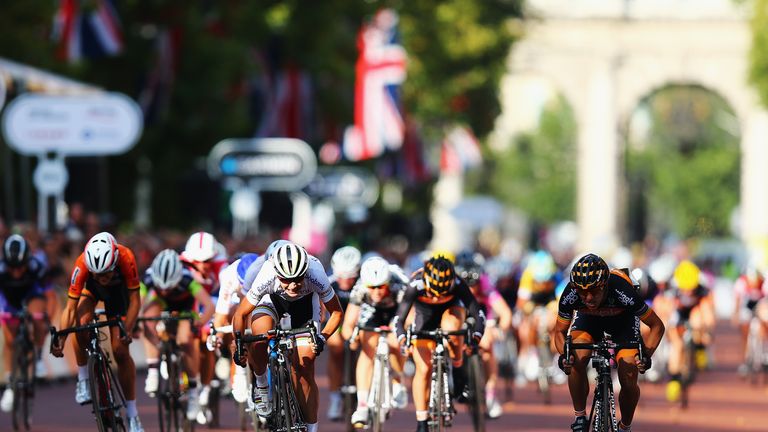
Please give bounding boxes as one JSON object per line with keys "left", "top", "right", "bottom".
{"left": 749, "top": 0, "right": 768, "bottom": 107}
{"left": 627, "top": 86, "right": 740, "bottom": 238}
{"left": 485, "top": 96, "right": 577, "bottom": 223}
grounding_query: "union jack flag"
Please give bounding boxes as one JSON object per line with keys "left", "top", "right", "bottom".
{"left": 256, "top": 65, "right": 313, "bottom": 140}
{"left": 53, "top": 0, "right": 123, "bottom": 63}
{"left": 440, "top": 126, "right": 482, "bottom": 175}
{"left": 343, "top": 9, "right": 407, "bottom": 162}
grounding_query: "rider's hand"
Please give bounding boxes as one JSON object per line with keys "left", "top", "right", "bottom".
{"left": 558, "top": 353, "right": 574, "bottom": 375}
{"left": 348, "top": 338, "right": 360, "bottom": 351}
{"left": 206, "top": 334, "right": 221, "bottom": 352}
{"left": 50, "top": 337, "right": 65, "bottom": 358}
{"left": 314, "top": 334, "right": 327, "bottom": 354}
{"left": 398, "top": 335, "right": 410, "bottom": 356}
{"left": 636, "top": 353, "right": 652, "bottom": 374}
{"left": 471, "top": 332, "right": 482, "bottom": 349}
{"left": 120, "top": 332, "right": 132, "bottom": 346}
{"left": 233, "top": 350, "right": 248, "bottom": 368}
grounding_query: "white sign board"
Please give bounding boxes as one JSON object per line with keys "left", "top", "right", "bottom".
{"left": 33, "top": 159, "right": 69, "bottom": 195}
{"left": 1, "top": 92, "right": 143, "bottom": 156}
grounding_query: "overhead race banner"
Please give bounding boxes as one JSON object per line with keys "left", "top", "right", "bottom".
{"left": 1, "top": 92, "right": 143, "bottom": 156}
{"left": 207, "top": 138, "right": 317, "bottom": 191}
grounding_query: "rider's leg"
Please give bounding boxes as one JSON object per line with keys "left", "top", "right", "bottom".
{"left": 442, "top": 306, "right": 466, "bottom": 367}
{"left": 568, "top": 330, "right": 593, "bottom": 417}
{"left": 327, "top": 328, "right": 344, "bottom": 391}
{"left": 74, "top": 295, "right": 97, "bottom": 370}
{"left": 293, "top": 343, "right": 319, "bottom": 423}
{"left": 110, "top": 323, "right": 137, "bottom": 414}
{"left": 141, "top": 301, "right": 162, "bottom": 392}
{"left": 387, "top": 331, "right": 406, "bottom": 377}
{"left": 480, "top": 330, "right": 499, "bottom": 398}
{"left": 27, "top": 296, "right": 48, "bottom": 351}
{"left": 178, "top": 320, "right": 200, "bottom": 382}
{"left": 355, "top": 331, "right": 377, "bottom": 407}
{"left": 616, "top": 352, "right": 640, "bottom": 428}
{"left": 412, "top": 342, "right": 433, "bottom": 422}
{"left": 1, "top": 319, "right": 19, "bottom": 378}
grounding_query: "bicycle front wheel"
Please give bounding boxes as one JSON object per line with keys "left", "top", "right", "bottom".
{"left": 11, "top": 343, "right": 34, "bottom": 431}
{"left": 429, "top": 360, "right": 445, "bottom": 432}
{"left": 591, "top": 375, "right": 615, "bottom": 432}
{"left": 88, "top": 355, "right": 120, "bottom": 432}
{"left": 370, "top": 358, "right": 385, "bottom": 432}
{"left": 467, "top": 353, "right": 487, "bottom": 432}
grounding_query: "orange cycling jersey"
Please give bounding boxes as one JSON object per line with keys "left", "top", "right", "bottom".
{"left": 68, "top": 244, "right": 140, "bottom": 299}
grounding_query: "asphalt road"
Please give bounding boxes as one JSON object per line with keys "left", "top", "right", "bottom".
{"left": 3, "top": 321, "right": 767, "bottom": 431}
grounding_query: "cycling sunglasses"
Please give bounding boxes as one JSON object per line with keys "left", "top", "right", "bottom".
{"left": 278, "top": 275, "right": 304, "bottom": 285}
{"left": 366, "top": 284, "right": 389, "bottom": 290}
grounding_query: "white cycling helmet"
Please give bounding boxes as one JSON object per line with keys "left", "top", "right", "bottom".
{"left": 84, "top": 232, "right": 119, "bottom": 274}
{"left": 151, "top": 249, "right": 184, "bottom": 290}
{"left": 266, "top": 239, "right": 291, "bottom": 258}
{"left": 184, "top": 231, "right": 218, "bottom": 262}
{"left": 360, "top": 256, "right": 391, "bottom": 287}
{"left": 331, "top": 246, "right": 362, "bottom": 278}
{"left": 272, "top": 242, "right": 309, "bottom": 280}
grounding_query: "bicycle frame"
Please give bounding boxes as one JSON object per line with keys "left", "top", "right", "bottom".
{"left": 236, "top": 324, "right": 319, "bottom": 432}
{"left": 565, "top": 335, "right": 643, "bottom": 432}
{"left": 2, "top": 306, "right": 44, "bottom": 431}
{"left": 50, "top": 313, "right": 127, "bottom": 432}
{"left": 354, "top": 325, "right": 394, "bottom": 432}
{"left": 408, "top": 327, "right": 467, "bottom": 432}
{"left": 137, "top": 312, "right": 196, "bottom": 432}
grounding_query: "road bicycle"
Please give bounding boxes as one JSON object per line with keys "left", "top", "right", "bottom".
{"left": 533, "top": 306, "right": 553, "bottom": 404}
{"left": 1, "top": 305, "right": 46, "bottom": 431}
{"left": 407, "top": 327, "right": 468, "bottom": 432}
{"left": 341, "top": 335, "right": 358, "bottom": 432}
{"left": 136, "top": 311, "right": 197, "bottom": 432}
{"left": 678, "top": 320, "right": 696, "bottom": 409}
{"left": 50, "top": 310, "right": 127, "bottom": 432}
{"left": 235, "top": 323, "right": 320, "bottom": 432}
{"left": 743, "top": 311, "right": 768, "bottom": 385}
{"left": 352, "top": 325, "right": 395, "bottom": 432}
{"left": 564, "top": 335, "right": 644, "bottom": 432}
{"left": 208, "top": 324, "right": 265, "bottom": 432}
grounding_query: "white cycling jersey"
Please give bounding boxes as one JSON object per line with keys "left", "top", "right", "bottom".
{"left": 246, "top": 255, "right": 334, "bottom": 305}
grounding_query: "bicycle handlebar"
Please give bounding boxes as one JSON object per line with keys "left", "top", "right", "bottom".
{"left": 564, "top": 335, "right": 644, "bottom": 362}
{"left": 136, "top": 311, "right": 198, "bottom": 324}
{"left": 356, "top": 325, "right": 392, "bottom": 334}
{"left": 50, "top": 317, "right": 127, "bottom": 345}
{"left": 234, "top": 325, "right": 319, "bottom": 361}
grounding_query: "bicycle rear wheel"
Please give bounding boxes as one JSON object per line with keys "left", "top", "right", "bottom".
{"left": 88, "top": 355, "right": 121, "bottom": 432}
{"left": 467, "top": 353, "right": 487, "bottom": 432}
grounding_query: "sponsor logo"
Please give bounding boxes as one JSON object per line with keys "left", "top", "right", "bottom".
{"left": 71, "top": 267, "right": 80, "bottom": 286}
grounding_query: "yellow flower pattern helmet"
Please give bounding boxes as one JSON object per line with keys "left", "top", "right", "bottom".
{"left": 424, "top": 255, "right": 455, "bottom": 297}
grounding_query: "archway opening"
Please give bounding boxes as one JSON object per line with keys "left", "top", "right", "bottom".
{"left": 624, "top": 84, "right": 741, "bottom": 243}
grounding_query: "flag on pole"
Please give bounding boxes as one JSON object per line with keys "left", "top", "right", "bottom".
{"left": 440, "top": 126, "right": 483, "bottom": 175}
{"left": 343, "top": 9, "right": 407, "bottom": 162}
{"left": 53, "top": 0, "right": 123, "bottom": 63}
{"left": 138, "top": 28, "right": 179, "bottom": 123}
{"left": 256, "top": 66, "right": 313, "bottom": 139}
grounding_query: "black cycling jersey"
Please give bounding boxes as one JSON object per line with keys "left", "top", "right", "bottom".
{"left": 557, "top": 270, "right": 650, "bottom": 323}
{"left": 394, "top": 273, "right": 485, "bottom": 341}
{"left": 0, "top": 257, "right": 49, "bottom": 310}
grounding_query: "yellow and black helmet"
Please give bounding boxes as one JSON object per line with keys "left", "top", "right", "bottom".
{"left": 570, "top": 253, "right": 609, "bottom": 290}
{"left": 424, "top": 255, "right": 455, "bottom": 297}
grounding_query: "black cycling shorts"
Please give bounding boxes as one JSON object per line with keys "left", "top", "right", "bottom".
{"left": 358, "top": 304, "right": 398, "bottom": 329}
{"left": 82, "top": 284, "right": 131, "bottom": 318}
{"left": 255, "top": 294, "right": 319, "bottom": 330}
{"left": 412, "top": 297, "right": 461, "bottom": 333}
{"left": 570, "top": 311, "right": 641, "bottom": 345}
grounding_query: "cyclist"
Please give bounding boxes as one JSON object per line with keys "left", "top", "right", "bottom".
{"left": 232, "top": 242, "right": 343, "bottom": 432}
{"left": 140, "top": 249, "right": 214, "bottom": 420}
{"left": 0, "top": 234, "right": 50, "bottom": 412}
{"left": 732, "top": 264, "right": 766, "bottom": 375}
{"left": 455, "top": 250, "right": 513, "bottom": 419}
{"left": 180, "top": 231, "right": 228, "bottom": 417}
{"left": 210, "top": 252, "right": 260, "bottom": 403}
{"left": 554, "top": 253, "right": 665, "bottom": 432}
{"left": 516, "top": 250, "right": 562, "bottom": 383}
{"left": 326, "top": 245, "right": 362, "bottom": 421}
{"left": 49, "top": 232, "right": 145, "bottom": 432}
{"left": 394, "top": 255, "right": 486, "bottom": 432}
{"left": 342, "top": 256, "right": 409, "bottom": 428}
{"left": 664, "top": 259, "right": 715, "bottom": 402}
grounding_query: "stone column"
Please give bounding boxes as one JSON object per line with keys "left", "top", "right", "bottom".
{"left": 577, "top": 57, "right": 619, "bottom": 253}
{"left": 740, "top": 109, "right": 768, "bottom": 263}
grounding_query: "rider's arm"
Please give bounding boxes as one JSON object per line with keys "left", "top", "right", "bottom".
{"left": 58, "top": 255, "right": 88, "bottom": 342}
{"left": 232, "top": 297, "right": 257, "bottom": 334}
{"left": 321, "top": 295, "right": 343, "bottom": 340}
{"left": 342, "top": 285, "right": 363, "bottom": 340}
{"left": 552, "top": 283, "right": 576, "bottom": 355}
{"left": 192, "top": 281, "right": 215, "bottom": 325}
{"left": 119, "top": 247, "right": 142, "bottom": 333}
{"left": 455, "top": 279, "right": 486, "bottom": 340}
{"left": 393, "top": 282, "right": 419, "bottom": 343}
{"left": 490, "top": 297, "right": 513, "bottom": 332}
{"left": 639, "top": 309, "right": 665, "bottom": 357}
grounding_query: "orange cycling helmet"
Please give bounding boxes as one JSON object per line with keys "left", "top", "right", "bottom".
{"left": 423, "top": 255, "right": 455, "bottom": 297}
{"left": 570, "top": 253, "right": 609, "bottom": 290}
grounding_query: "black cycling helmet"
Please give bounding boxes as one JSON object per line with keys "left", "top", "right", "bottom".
{"left": 570, "top": 253, "right": 609, "bottom": 290}
{"left": 454, "top": 250, "right": 485, "bottom": 285}
{"left": 3, "top": 234, "right": 30, "bottom": 268}
{"left": 424, "top": 255, "right": 455, "bottom": 297}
